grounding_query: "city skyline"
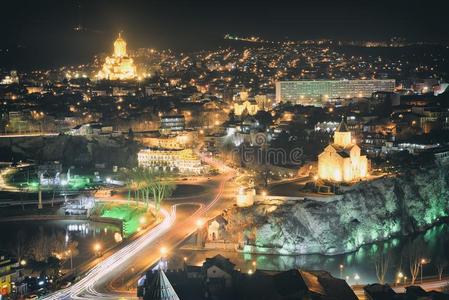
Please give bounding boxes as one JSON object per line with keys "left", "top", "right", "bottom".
{"left": 1, "top": 0, "right": 449, "bottom": 69}
{"left": 2, "top": 1, "right": 449, "bottom": 299}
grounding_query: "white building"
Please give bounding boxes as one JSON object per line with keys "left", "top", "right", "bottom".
{"left": 276, "top": 79, "right": 396, "bottom": 105}
{"left": 137, "top": 148, "right": 206, "bottom": 175}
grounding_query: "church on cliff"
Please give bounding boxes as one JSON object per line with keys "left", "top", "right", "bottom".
{"left": 317, "top": 118, "right": 369, "bottom": 183}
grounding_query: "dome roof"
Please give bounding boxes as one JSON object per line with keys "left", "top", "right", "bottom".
{"left": 113, "top": 32, "right": 127, "bottom": 57}
{"left": 114, "top": 33, "right": 126, "bottom": 46}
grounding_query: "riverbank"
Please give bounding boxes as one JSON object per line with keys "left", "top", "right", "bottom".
{"left": 169, "top": 222, "right": 449, "bottom": 285}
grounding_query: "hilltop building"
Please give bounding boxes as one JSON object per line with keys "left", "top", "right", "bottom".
{"left": 318, "top": 118, "right": 369, "bottom": 182}
{"left": 97, "top": 33, "right": 137, "bottom": 80}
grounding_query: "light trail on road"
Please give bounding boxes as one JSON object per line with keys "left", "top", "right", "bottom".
{"left": 0, "top": 133, "right": 59, "bottom": 138}
{"left": 42, "top": 205, "right": 175, "bottom": 300}
{"left": 42, "top": 156, "right": 235, "bottom": 299}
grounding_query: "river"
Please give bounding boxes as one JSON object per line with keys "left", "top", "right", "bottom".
{"left": 0, "top": 220, "right": 122, "bottom": 271}
{"left": 174, "top": 223, "right": 449, "bottom": 285}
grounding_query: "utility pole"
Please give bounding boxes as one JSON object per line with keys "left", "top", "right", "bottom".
{"left": 38, "top": 184, "right": 43, "bottom": 209}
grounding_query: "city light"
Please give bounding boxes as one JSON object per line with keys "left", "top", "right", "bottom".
{"left": 94, "top": 243, "right": 102, "bottom": 252}
{"left": 196, "top": 218, "right": 205, "bottom": 228}
{"left": 160, "top": 246, "right": 168, "bottom": 257}
{"left": 2, "top": 3, "right": 448, "bottom": 300}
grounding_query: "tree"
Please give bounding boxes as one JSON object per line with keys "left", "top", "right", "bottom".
{"left": 124, "top": 167, "right": 176, "bottom": 212}
{"left": 9, "top": 230, "right": 26, "bottom": 262}
{"left": 407, "top": 240, "right": 425, "bottom": 284}
{"left": 29, "top": 228, "right": 51, "bottom": 262}
{"left": 146, "top": 171, "right": 175, "bottom": 213}
{"left": 374, "top": 252, "right": 390, "bottom": 284}
{"left": 434, "top": 256, "right": 448, "bottom": 281}
{"left": 119, "top": 168, "right": 134, "bottom": 205}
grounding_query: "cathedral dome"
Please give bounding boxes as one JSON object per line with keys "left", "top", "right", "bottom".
{"left": 113, "top": 33, "right": 127, "bottom": 57}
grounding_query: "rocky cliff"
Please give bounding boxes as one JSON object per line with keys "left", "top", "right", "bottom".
{"left": 224, "top": 167, "right": 449, "bottom": 255}
{"left": 0, "top": 135, "right": 140, "bottom": 167}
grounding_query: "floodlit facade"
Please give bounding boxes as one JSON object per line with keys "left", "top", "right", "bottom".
{"left": 97, "top": 33, "right": 137, "bottom": 80}
{"left": 234, "top": 100, "right": 258, "bottom": 116}
{"left": 137, "top": 148, "right": 205, "bottom": 174}
{"left": 159, "top": 115, "right": 185, "bottom": 134}
{"left": 318, "top": 119, "right": 369, "bottom": 182}
{"left": 275, "top": 79, "right": 396, "bottom": 105}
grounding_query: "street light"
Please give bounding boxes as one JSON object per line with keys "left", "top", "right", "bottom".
{"left": 339, "top": 264, "right": 344, "bottom": 278}
{"left": 196, "top": 219, "right": 205, "bottom": 228}
{"left": 354, "top": 274, "right": 360, "bottom": 284}
{"left": 196, "top": 219, "right": 205, "bottom": 247}
{"left": 396, "top": 272, "right": 403, "bottom": 286}
{"left": 160, "top": 246, "right": 168, "bottom": 257}
{"left": 94, "top": 243, "right": 102, "bottom": 257}
{"left": 420, "top": 258, "right": 430, "bottom": 283}
{"left": 94, "top": 243, "right": 101, "bottom": 252}
{"left": 20, "top": 259, "right": 27, "bottom": 266}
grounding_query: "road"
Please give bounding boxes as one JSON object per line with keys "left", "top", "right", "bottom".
{"left": 43, "top": 157, "right": 236, "bottom": 299}
{"left": 352, "top": 277, "right": 449, "bottom": 300}
{"left": 0, "top": 132, "right": 59, "bottom": 138}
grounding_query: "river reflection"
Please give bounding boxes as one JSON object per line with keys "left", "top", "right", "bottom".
{"left": 177, "top": 223, "right": 449, "bottom": 285}
{"left": 0, "top": 220, "right": 122, "bottom": 268}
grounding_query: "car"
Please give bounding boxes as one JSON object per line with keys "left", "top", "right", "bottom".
{"left": 25, "top": 295, "right": 39, "bottom": 300}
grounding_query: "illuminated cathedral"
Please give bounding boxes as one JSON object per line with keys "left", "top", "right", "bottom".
{"left": 97, "top": 33, "right": 137, "bottom": 80}
{"left": 317, "top": 118, "right": 369, "bottom": 182}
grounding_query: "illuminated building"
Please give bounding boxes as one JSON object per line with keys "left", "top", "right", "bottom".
{"left": 137, "top": 148, "right": 206, "bottom": 174}
{"left": 318, "top": 118, "right": 369, "bottom": 182}
{"left": 0, "top": 256, "right": 19, "bottom": 297}
{"left": 138, "top": 132, "right": 196, "bottom": 150}
{"left": 232, "top": 90, "right": 271, "bottom": 116}
{"left": 159, "top": 115, "right": 185, "bottom": 134}
{"left": 233, "top": 100, "right": 258, "bottom": 116}
{"left": 97, "top": 33, "right": 137, "bottom": 80}
{"left": 0, "top": 71, "right": 19, "bottom": 85}
{"left": 233, "top": 89, "right": 258, "bottom": 116}
{"left": 275, "top": 79, "right": 395, "bottom": 105}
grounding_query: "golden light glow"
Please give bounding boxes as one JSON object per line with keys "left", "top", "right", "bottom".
{"left": 94, "top": 243, "right": 102, "bottom": 252}
{"left": 317, "top": 119, "right": 369, "bottom": 183}
{"left": 196, "top": 219, "right": 205, "bottom": 228}
{"left": 97, "top": 33, "right": 137, "bottom": 80}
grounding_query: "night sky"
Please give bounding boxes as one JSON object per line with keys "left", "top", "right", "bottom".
{"left": 1, "top": 0, "right": 448, "bottom": 69}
